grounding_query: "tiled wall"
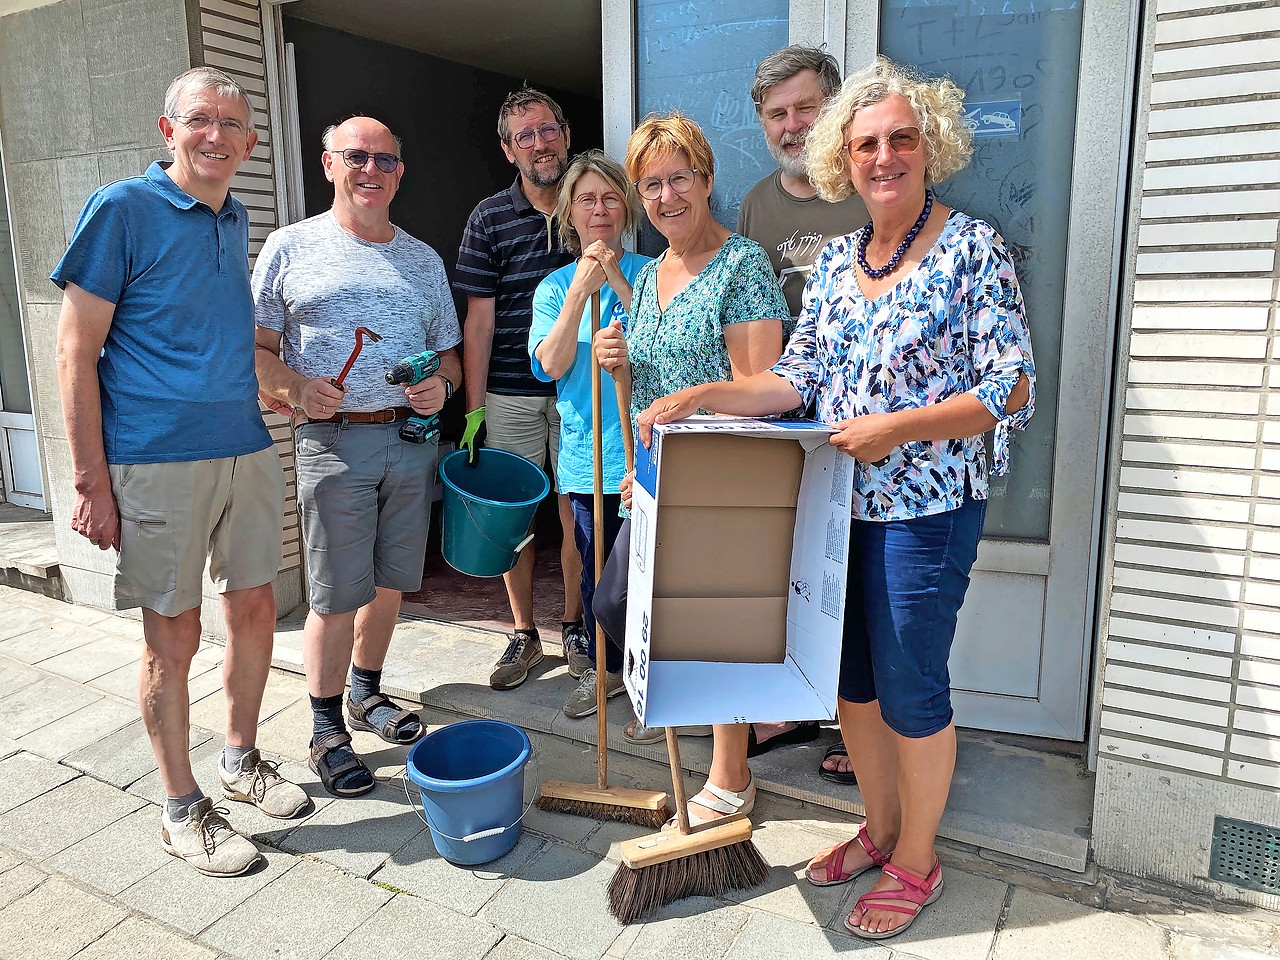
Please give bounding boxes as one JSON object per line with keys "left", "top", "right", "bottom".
{"left": 1094, "top": 0, "right": 1280, "bottom": 896}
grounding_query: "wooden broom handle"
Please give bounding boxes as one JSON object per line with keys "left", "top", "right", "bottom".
{"left": 666, "top": 726, "right": 692, "bottom": 835}
{"left": 590, "top": 293, "right": 610, "bottom": 790}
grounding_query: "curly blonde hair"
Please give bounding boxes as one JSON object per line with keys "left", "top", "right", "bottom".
{"left": 554, "top": 150, "right": 641, "bottom": 257}
{"left": 806, "top": 56, "right": 972, "bottom": 202}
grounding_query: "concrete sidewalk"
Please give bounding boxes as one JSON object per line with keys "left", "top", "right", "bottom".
{"left": 0, "top": 585, "right": 1275, "bottom": 960}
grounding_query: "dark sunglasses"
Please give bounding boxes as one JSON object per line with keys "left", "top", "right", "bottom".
{"left": 332, "top": 148, "right": 401, "bottom": 173}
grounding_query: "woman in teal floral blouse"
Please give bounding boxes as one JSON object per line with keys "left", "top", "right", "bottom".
{"left": 594, "top": 111, "right": 789, "bottom": 827}
{"left": 637, "top": 58, "right": 1035, "bottom": 941}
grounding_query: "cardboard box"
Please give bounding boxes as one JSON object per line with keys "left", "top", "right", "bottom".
{"left": 623, "top": 416, "right": 854, "bottom": 727}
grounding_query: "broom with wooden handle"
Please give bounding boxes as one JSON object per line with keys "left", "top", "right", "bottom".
{"left": 604, "top": 339, "right": 768, "bottom": 924}
{"left": 537, "top": 290, "right": 670, "bottom": 828}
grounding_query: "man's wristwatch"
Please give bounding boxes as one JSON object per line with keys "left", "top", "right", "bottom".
{"left": 438, "top": 375, "right": 454, "bottom": 402}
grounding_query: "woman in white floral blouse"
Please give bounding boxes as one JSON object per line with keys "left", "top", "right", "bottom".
{"left": 638, "top": 57, "right": 1035, "bottom": 941}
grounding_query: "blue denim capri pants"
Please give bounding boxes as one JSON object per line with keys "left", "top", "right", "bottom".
{"left": 837, "top": 493, "right": 987, "bottom": 738}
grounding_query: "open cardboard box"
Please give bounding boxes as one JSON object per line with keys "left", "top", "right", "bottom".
{"left": 623, "top": 416, "right": 854, "bottom": 727}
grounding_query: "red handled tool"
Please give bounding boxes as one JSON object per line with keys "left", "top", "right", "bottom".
{"left": 330, "top": 326, "right": 382, "bottom": 390}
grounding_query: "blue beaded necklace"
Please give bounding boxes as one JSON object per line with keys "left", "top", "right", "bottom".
{"left": 857, "top": 190, "right": 933, "bottom": 280}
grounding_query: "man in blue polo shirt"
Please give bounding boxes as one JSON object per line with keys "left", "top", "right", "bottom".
{"left": 456, "top": 87, "right": 586, "bottom": 691}
{"left": 52, "top": 67, "right": 306, "bottom": 878}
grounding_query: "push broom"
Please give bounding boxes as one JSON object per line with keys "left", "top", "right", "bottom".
{"left": 604, "top": 323, "right": 768, "bottom": 924}
{"left": 537, "top": 291, "right": 671, "bottom": 828}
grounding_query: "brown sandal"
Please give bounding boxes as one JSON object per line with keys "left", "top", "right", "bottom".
{"left": 309, "top": 732, "right": 375, "bottom": 797}
{"left": 346, "top": 693, "right": 423, "bottom": 744}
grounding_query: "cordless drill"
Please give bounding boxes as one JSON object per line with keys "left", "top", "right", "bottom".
{"left": 385, "top": 350, "right": 441, "bottom": 444}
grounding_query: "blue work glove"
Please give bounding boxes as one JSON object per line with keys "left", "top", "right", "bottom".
{"left": 461, "top": 406, "right": 487, "bottom": 465}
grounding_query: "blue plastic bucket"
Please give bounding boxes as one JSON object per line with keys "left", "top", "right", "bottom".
{"left": 406, "top": 719, "right": 533, "bottom": 865}
{"left": 439, "top": 448, "right": 550, "bottom": 577}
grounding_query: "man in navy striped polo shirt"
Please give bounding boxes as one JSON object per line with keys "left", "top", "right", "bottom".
{"left": 455, "top": 87, "right": 587, "bottom": 691}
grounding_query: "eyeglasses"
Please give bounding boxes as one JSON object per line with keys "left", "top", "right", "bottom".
{"left": 511, "top": 123, "right": 563, "bottom": 150}
{"left": 170, "top": 114, "right": 250, "bottom": 137}
{"left": 634, "top": 168, "right": 700, "bottom": 201}
{"left": 846, "top": 126, "right": 922, "bottom": 164}
{"left": 331, "top": 149, "right": 402, "bottom": 173}
{"left": 573, "top": 193, "right": 622, "bottom": 211}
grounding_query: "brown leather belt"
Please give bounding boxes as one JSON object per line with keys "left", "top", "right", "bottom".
{"left": 304, "top": 407, "right": 413, "bottom": 424}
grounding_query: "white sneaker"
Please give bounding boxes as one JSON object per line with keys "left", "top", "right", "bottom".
{"left": 220, "top": 749, "right": 309, "bottom": 819}
{"left": 562, "top": 667, "right": 625, "bottom": 718}
{"left": 161, "top": 798, "right": 262, "bottom": 877}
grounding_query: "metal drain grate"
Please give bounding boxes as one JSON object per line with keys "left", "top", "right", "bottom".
{"left": 1210, "top": 816, "right": 1280, "bottom": 895}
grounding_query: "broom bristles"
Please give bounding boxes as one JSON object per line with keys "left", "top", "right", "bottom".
{"left": 536, "top": 795, "right": 671, "bottom": 829}
{"left": 607, "top": 839, "right": 769, "bottom": 923}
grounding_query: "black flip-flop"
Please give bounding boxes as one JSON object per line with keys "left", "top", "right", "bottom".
{"left": 819, "top": 741, "right": 857, "bottom": 785}
{"left": 746, "top": 720, "right": 820, "bottom": 758}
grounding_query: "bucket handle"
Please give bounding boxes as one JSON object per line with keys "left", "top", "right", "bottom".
{"left": 459, "top": 497, "right": 537, "bottom": 560}
{"left": 401, "top": 749, "right": 540, "bottom": 844}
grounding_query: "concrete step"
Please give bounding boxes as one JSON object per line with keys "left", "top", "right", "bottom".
{"left": 258, "top": 601, "right": 1095, "bottom": 877}
{"left": 0, "top": 503, "right": 63, "bottom": 601}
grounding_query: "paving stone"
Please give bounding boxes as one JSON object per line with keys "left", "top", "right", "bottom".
{"left": 0, "top": 619, "right": 100, "bottom": 661}
{"left": 65, "top": 717, "right": 213, "bottom": 789}
{"left": 73, "top": 915, "right": 221, "bottom": 960}
{"left": 484, "top": 842, "right": 624, "bottom": 960}
{"left": 1166, "top": 939, "right": 1276, "bottom": 960}
{"left": 15, "top": 695, "right": 139, "bottom": 760}
{"left": 187, "top": 673, "right": 305, "bottom": 733}
{"left": 0, "top": 735, "right": 21, "bottom": 760}
{"left": 0, "top": 877, "right": 128, "bottom": 960}
{"left": 325, "top": 893, "right": 502, "bottom": 960}
{"left": 830, "top": 867, "right": 1006, "bottom": 960}
{"left": 484, "top": 936, "right": 569, "bottom": 960}
{"left": 0, "top": 658, "right": 42, "bottom": 697}
{"left": 0, "top": 673, "right": 102, "bottom": 737}
{"left": 623, "top": 896, "right": 751, "bottom": 960}
{"left": 0, "top": 751, "right": 78, "bottom": 814}
{"left": 85, "top": 660, "right": 139, "bottom": 701}
{"left": 200, "top": 858, "right": 391, "bottom": 960}
{"left": 721, "top": 820, "right": 850, "bottom": 927}
{"left": 276, "top": 779, "right": 426, "bottom": 878}
{"left": 118, "top": 846, "right": 296, "bottom": 937}
{"left": 0, "top": 862, "right": 46, "bottom": 909}
{"left": 372, "top": 830, "right": 545, "bottom": 917}
{"left": 721, "top": 910, "right": 892, "bottom": 959}
{"left": 250, "top": 695, "right": 315, "bottom": 763}
{"left": 0, "top": 849, "right": 20, "bottom": 872}
{"left": 0, "top": 773, "right": 144, "bottom": 859}
{"left": 45, "top": 805, "right": 169, "bottom": 895}
{"left": 993, "top": 887, "right": 1167, "bottom": 960}
{"left": 34, "top": 631, "right": 142, "bottom": 683}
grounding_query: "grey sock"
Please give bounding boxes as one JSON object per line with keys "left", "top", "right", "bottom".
{"left": 165, "top": 788, "right": 205, "bottom": 823}
{"left": 223, "top": 743, "right": 255, "bottom": 775}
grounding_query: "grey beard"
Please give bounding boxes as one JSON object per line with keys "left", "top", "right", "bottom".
{"left": 768, "top": 139, "right": 809, "bottom": 180}
{"left": 525, "top": 157, "right": 567, "bottom": 188}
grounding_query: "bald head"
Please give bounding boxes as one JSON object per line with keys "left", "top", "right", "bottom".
{"left": 322, "top": 116, "right": 402, "bottom": 154}
{"left": 321, "top": 115, "right": 404, "bottom": 230}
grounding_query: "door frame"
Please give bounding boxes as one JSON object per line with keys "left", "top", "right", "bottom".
{"left": 602, "top": 0, "right": 1136, "bottom": 740}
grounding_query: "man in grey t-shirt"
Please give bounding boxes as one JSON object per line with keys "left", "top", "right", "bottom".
{"left": 254, "top": 117, "right": 461, "bottom": 798}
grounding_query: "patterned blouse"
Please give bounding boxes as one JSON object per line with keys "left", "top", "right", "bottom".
{"left": 771, "top": 210, "right": 1035, "bottom": 522}
{"left": 626, "top": 233, "right": 790, "bottom": 423}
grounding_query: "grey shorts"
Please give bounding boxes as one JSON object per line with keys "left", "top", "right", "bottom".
{"left": 485, "top": 392, "right": 561, "bottom": 489}
{"left": 295, "top": 420, "right": 437, "bottom": 615}
{"left": 108, "top": 446, "right": 285, "bottom": 617}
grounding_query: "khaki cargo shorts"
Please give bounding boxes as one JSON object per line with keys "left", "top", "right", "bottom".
{"left": 484, "top": 391, "right": 561, "bottom": 490}
{"left": 108, "top": 445, "right": 285, "bottom": 617}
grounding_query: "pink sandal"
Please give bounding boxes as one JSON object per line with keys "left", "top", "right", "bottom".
{"left": 845, "top": 859, "right": 944, "bottom": 940}
{"left": 804, "top": 822, "right": 890, "bottom": 886}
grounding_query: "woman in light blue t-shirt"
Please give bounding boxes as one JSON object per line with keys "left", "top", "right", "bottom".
{"left": 529, "top": 149, "right": 651, "bottom": 721}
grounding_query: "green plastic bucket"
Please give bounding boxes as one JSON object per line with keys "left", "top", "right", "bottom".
{"left": 439, "top": 448, "right": 550, "bottom": 577}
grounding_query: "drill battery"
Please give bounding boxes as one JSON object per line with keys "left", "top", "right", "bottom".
{"left": 385, "top": 350, "right": 441, "bottom": 444}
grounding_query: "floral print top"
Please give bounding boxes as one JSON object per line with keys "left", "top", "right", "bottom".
{"left": 771, "top": 210, "right": 1035, "bottom": 522}
{"left": 626, "top": 233, "right": 790, "bottom": 424}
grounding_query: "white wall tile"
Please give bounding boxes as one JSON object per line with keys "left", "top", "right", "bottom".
{"left": 1244, "top": 607, "right": 1280, "bottom": 633}
{"left": 1148, "top": 100, "right": 1280, "bottom": 134}
{"left": 1123, "top": 440, "right": 1255, "bottom": 470}
{"left": 1137, "top": 222, "right": 1279, "bottom": 250}
{"left": 1146, "top": 129, "right": 1280, "bottom": 163}
{"left": 1254, "top": 529, "right": 1280, "bottom": 555}
{"left": 1229, "top": 733, "right": 1280, "bottom": 763}
{"left": 1101, "top": 684, "right": 1230, "bottom": 725}
{"left": 1236, "top": 683, "right": 1280, "bottom": 711}
{"left": 1125, "top": 360, "right": 1265, "bottom": 388}
{"left": 1238, "top": 658, "right": 1280, "bottom": 688}
{"left": 1151, "top": 68, "right": 1280, "bottom": 104}
{"left": 1255, "top": 504, "right": 1280, "bottom": 528}
{"left": 1110, "top": 589, "right": 1240, "bottom": 627}
{"left": 1240, "top": 636, "right": 1280, "bottom": 659}
{"left": 1114, "top": 564, "right": 1241, "bottom": 601}
{"left": 1155, "top": 7, "right": 1280, "bottom": 44}
{"left": 1243, "top": 579, "right": 1280, "bottom": 608}
{"left": 1099, "top": 734, "right": 1224, "bottom": 775}
{"left": 1110, "top": 615, "right": 1239, "bottom": 652}
{"left": 1143, "top": 159, "right": 1280, "bottom": 191}
{"left": 1133, "top": 276, "right": 1274, "bottom": 302}
{"left": 1152, "top": 36, "right": 1280, "bottom": 72}
{"left": 1234, "top": 707, "right": 1280, "bottom": 737}
{"left": 1246, "top": 555, "right": 1280, "bottom": 582}
{"left": 1129, "top": 333, "right": 1269, "bottom": 360}
{"left": 1261, "top": 422, "right": 1280, "bottom": 445}
{"left": 1227, "top": 760, "right": 1280, "bottom": 789}
{"left": 1124, "top": 413, "right": 1258, "bottom": 442}
{"left": 1137, "top": 249, "right": 1275, "bottom": 275}
{"left": 1141, "top": 189, "right": 1280, "bottom": 219}
{"left": 1102, "top": 710, "right": 1227, "bottom": 750}
{"left": 1116, "top": 517, "right": 1248, "bottom": 550}
{"left": 1120, "top": 491, "right": 1253, "bottom": 523}
{"left": 1114, "top": 539, "right": 1247, "bottom": 575}
{"left": 1125, "top": 387, "right": 1259, "bottom": 415}
{"left": 1255, "top": 473, "right": 1280, "bottom": 500}
{"left": 1121, "top": 465, "right": 1254, "bottom": 498}
{"left": 1258, "top": 449, "right": 1280, "bottom": 473}
{"left": 1107, "top": 639, "right": 1233, "bottom": 676}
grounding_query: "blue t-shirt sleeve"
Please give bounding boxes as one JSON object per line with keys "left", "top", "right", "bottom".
{"left": 528, "top": 273, "right": 563, "bottom": 383}
{"left": 50, "top": 188, "right": 130, "bottom": 303}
